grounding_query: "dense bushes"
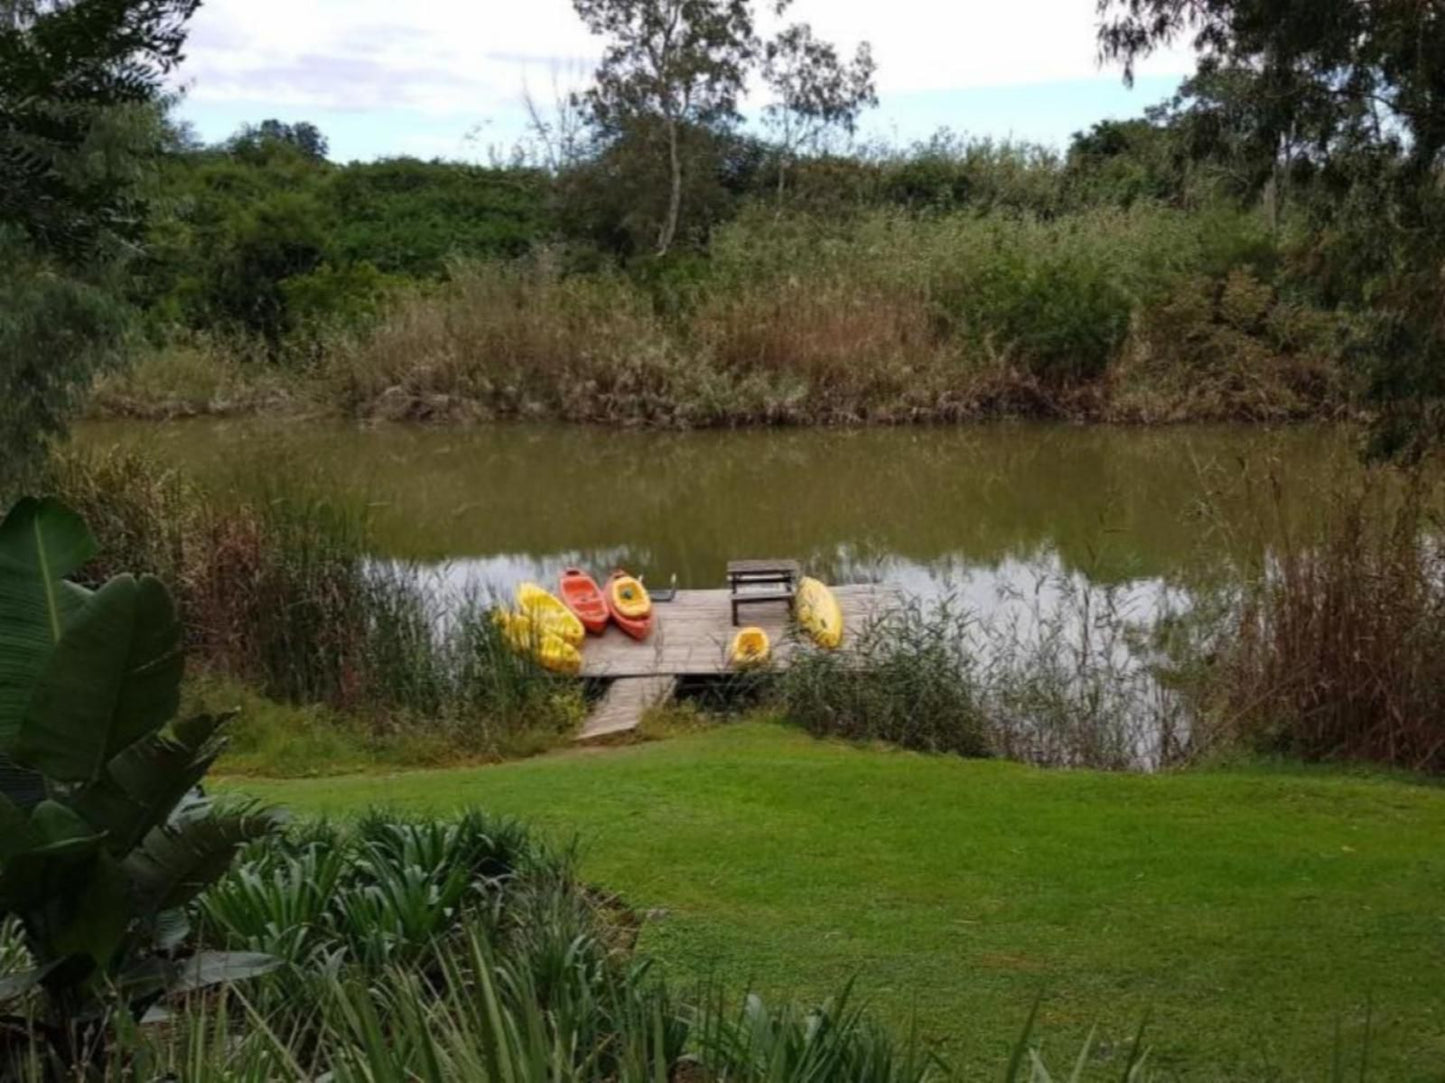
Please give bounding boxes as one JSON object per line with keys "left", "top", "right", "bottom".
{"left": 96, "top": 123, "right": 1393, "bottom": 432}
{"left": 104, "top": 202, "right": 1364, "bottom": 427}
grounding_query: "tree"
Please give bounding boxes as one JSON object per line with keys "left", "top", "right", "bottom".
{"left": 1096, "top": 0, "right": 1445, "bottom": 179}
{"left": 572, "top": 0, "right": 759, "bottom": 255}
{"left": 0, "top": 0, "right": 200, "bottom": 259}
{"left": 761, "top": 19, "right": 876, "bottom": 203}
{"left": 1097, "top": 0, "right": 1445, "bottom": 460}
{"left": 0, "top": 0, "right": 201, "bottom": 491}
{"left": 229, "top": 118, "right": 330, "bottom": 162}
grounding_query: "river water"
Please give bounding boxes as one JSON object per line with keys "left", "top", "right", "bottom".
{"left": 78, "top": 419, "right": 1360, "bottom": 601}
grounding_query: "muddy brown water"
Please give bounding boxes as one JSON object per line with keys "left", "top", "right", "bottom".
{"left": 77, "top": 419, "right": 1365, "bottom": 600}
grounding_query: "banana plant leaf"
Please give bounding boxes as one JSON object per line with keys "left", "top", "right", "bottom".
{"left": 14, "top": 574, "right": 183, "bottom": 784}
{"left": 70, "top": 713, "right": 233, "bottom": 856}
{"left": 0, "top": 499, "right": 96, "bottom": 749}
{"left": 0, "top": 755, "right": 44, "bottom": 812}
{"left": 123, "top": 806, "right": 280, "bottom": 914}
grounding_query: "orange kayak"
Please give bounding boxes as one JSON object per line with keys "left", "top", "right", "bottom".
{"left": 606, "top": 571, "right": 654, "bottom": 641}
{"left": 559, "top": 568, "right": 609, "bottom": 635}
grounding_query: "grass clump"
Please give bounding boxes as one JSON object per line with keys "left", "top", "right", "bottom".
{"left": 780, "top": 598, "right": 991, "bottom": 758}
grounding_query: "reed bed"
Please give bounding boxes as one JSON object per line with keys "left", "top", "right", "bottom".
{"left": 1205, "top": 476, "right": 1445, "bottom": 772}
{"left": 778, "top": 577, "right": 1197, "bottom": 772}
{"left": 42, "top": 445, "right": 581, "bottom": 760}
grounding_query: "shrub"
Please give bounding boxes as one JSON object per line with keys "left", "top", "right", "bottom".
{"left": 780, "top": 599, "right": 991, "bottom": 758}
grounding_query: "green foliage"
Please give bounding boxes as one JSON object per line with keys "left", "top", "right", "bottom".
{"left": 0, "top": 496, "right": 276, "bottom": 1070}
{"left": 0, "top": 233, "right": 129, "bottom": 492}
{"left": 326, "top": 159, "right": 553, "bottom": 275}
{"left": 1096, "top": 0, "right": 1445, "bottom": 455}
{"left": 205, "top": 191, "right": 331, "bottom": 347}
{"left": 0, "top": 0, "right": 198, "bottom": 260}
{"left": 960, "top": 244, "right": 1133, "bottom": 383}
{"left": 780, "top": 599, "right": 991, "bottom": 758}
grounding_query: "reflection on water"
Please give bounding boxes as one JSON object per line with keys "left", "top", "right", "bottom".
{"left": 79, "top": 418, "right": 1361, "bottom": 594}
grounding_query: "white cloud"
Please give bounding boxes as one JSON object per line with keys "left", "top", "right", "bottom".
{"left": 177, "top": 0, "right": 1196, "bottom": 117}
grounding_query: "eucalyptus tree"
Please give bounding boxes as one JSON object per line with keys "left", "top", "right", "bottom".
{"left": 572, "top": 0, "right": 759, "bottom": 255}
{"left": 761, "top": 17, "right": 876, "bottom": 203}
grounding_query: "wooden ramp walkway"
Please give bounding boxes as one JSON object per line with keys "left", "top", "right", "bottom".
{"left": 576, "top": 676, "right": 678, "bottom": 743}
{"left": 573, "top": 584, "right": 897, "bottom": 741}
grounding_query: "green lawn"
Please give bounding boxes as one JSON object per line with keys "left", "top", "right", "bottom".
{"left": 221, "top": 722, "right": 1445, "bottom": 1080}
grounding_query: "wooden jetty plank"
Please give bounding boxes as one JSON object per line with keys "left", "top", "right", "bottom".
{"left": 579, "top": 584, "right": 897, "bottom": 679}
{"left": 576, "top": 675, "right": 678, "bottom": 742}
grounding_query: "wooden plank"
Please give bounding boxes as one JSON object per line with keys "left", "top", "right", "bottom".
{"left": 577, "top": 584, "right": 898, "bottom": 679}
{"left": 576, "top": 676, "right": 678, "bottom": 742}
{"left": 727, "top": 558, "right": 802, "bottom": 576}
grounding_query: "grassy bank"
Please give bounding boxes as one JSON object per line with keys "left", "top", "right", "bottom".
{"left": 93, "top": 205, "right": 1366, "bottom": 429}
{"left": 222, "top": 722, "right": 1445, "bottom": 1079}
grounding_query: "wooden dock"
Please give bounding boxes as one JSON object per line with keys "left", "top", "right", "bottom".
{"left": 574, "top": 584, "right": 897, "bottom": 741}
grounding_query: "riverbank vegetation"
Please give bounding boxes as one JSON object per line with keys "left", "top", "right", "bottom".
{"left": 5, "top": 0, "right": 1442, "bottom": 462}
{"left": 39, "top": 442, "right": 1445, "bottom": 780}
{"left": 42, "top": 446, "right": 585, "bottom": 771}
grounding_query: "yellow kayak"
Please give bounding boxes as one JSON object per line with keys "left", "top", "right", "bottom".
{"left": 728, "top": 626, "right": 771, "bottom": 668}
{"left": 495, "top": 610, "right": 582, "bottom": 675}
{"left": 794, "top": 577, "right": 843, "bottom": 649}
{"left": 515, "top": 582, "right": 585, "bottom": 647}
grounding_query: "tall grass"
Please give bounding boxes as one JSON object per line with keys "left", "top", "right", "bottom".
{"left": 43, "top": 446, "right": 581, "bottom": 760}
{"left": 779, "top": 599, "right": 992, "bottom": 758}
{"left": 1204, "top": 476, "right": 1445, "bottom": 771}
{"left": 779, "top": 581, "right": 1197, "bottom": 771}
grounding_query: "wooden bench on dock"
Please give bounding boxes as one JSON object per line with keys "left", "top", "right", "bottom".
{"left": 726, "top": 558, "right": 801, "bottom": 627}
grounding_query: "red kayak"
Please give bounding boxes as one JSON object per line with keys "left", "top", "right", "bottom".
{"left": 559, "top": 568, "right": 609, "bottom": 635}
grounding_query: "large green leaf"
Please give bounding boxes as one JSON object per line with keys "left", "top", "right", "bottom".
{"left": 0, "top": 801, "right": 105, "bottom": 913}
{"left": 0, "top": 802, "right": 130, "bottom": 969}
{"left": 123, "top": 806, "right": 280, "bottom": 913}
{"left": 0, "top": 498, "right": 96, "bottom": 748}
{"left": 0, "top": 792, "right": 29, "bottom": 861}
{"left": 14, "top": 574, "right": 183, "bottom": 784}
{"left": 71, "top": 714, "right": 232, "bottom": 855}
{"left": 169, "top": 951, "right": 280, "bottom": 994}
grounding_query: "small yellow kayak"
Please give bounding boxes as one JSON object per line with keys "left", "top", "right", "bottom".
{"left": 728, "top": 626, "right": 771, "bottom": 668}
{"left": 515, "top": 582, "right": 585, "bottom": 647}
{"left": 495, "top": 610, "right": 582, "bottom": 675}
{"left": 794, "top": 577, "right": 843, "bottom": 649}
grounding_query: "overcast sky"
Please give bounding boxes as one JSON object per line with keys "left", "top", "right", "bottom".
{"left": 174, "top": 0, "right": 1197, "bottom": 162}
